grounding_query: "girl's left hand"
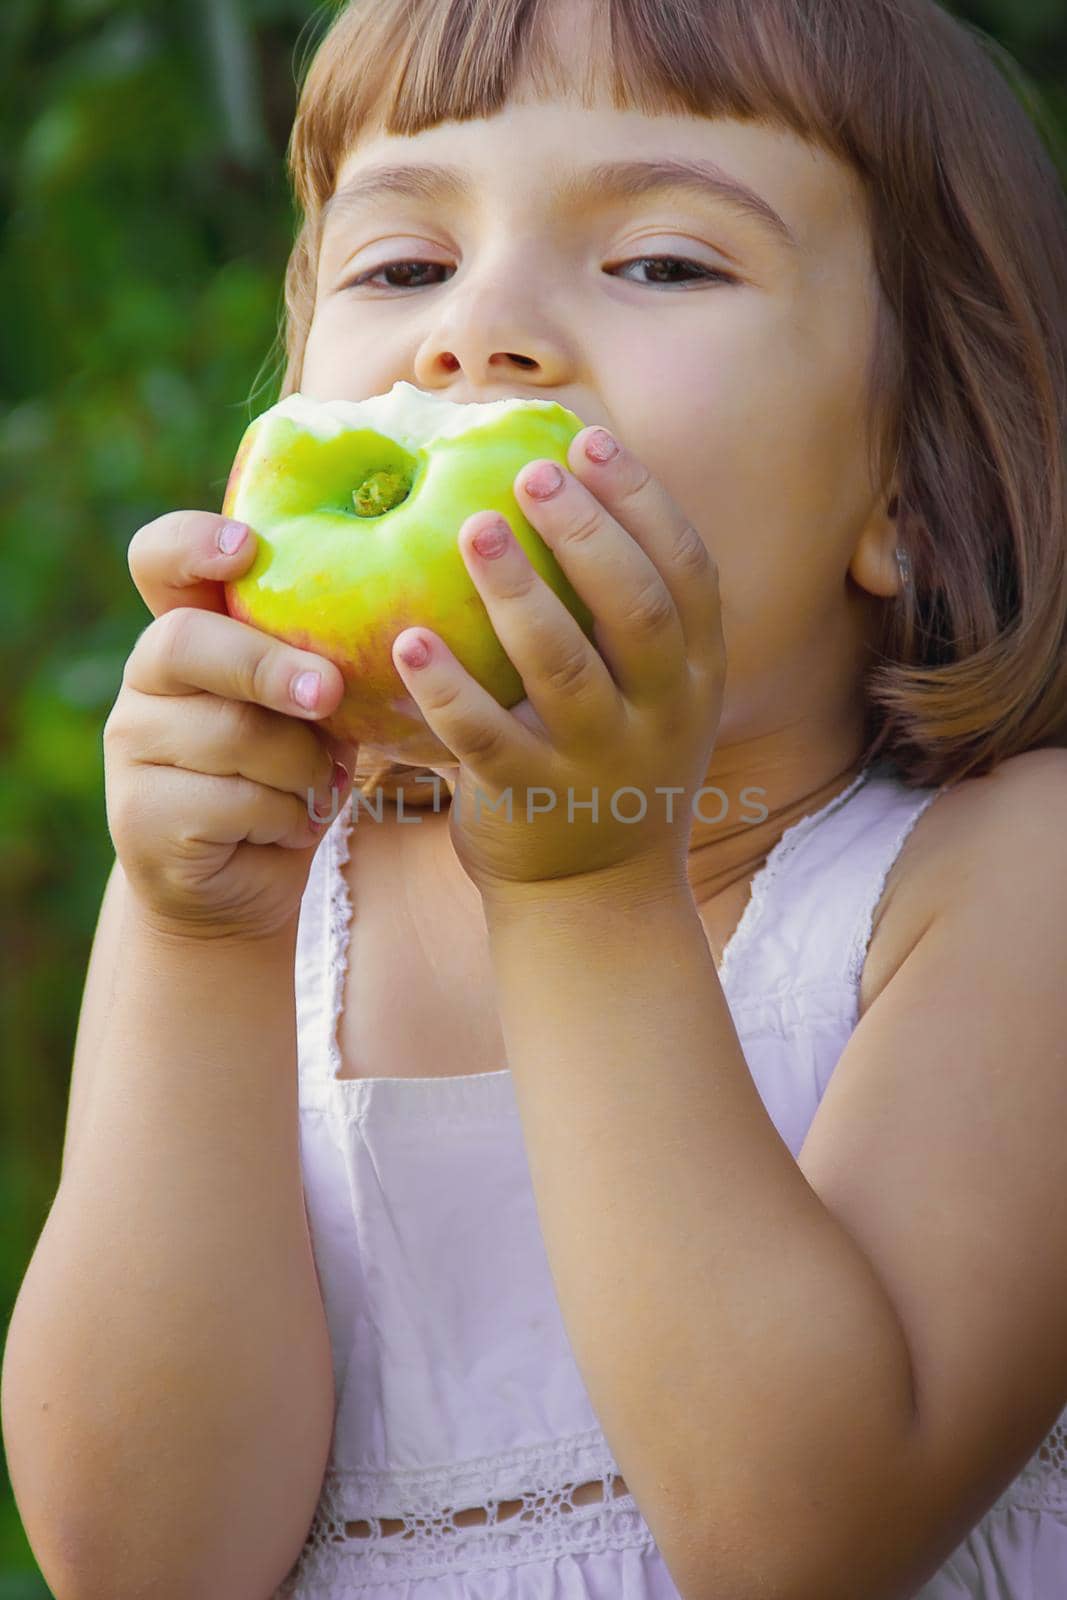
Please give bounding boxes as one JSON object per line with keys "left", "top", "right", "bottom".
{"left": 391, "top": 426, "right": 726, "bottom": 905}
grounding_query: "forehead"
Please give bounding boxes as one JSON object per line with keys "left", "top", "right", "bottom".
{"left": 323, "top": 0, "right": 879, "bottom": 290}
{"left": 330, "top": 105, "right": 867, "bottom": 262}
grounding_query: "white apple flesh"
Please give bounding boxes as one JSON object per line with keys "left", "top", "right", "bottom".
{"left": 222, "top": 382, "right": 595, "bottom": 768}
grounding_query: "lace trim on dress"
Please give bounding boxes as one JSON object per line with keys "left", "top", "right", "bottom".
{"left": 988, "top": 1415, "right": 1067, "bottom": 1516}
{"left": 275, "top": 1436, "right": 653, "bottom": 1594}
{"left": 844, "top": 787, "right": 943, "bottom": 1001}
{"left": 324, "top": 794, "right": 356, "bottom": 1082}
{"left": 274, "top": 1418, "right": 1067, "bottom": 1596}
{"left": 717, "top": 763, "right": 876, "bottom": 991}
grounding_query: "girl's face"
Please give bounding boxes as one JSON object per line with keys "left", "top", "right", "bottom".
{"left": 301, "top": 80, "right": 903, "bottom": 782}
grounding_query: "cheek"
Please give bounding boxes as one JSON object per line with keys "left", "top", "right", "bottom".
{"left": 610, "top": 379, "right": 851, "bottom": 663}
{"left": 299, "top": 309, "right": 397, "bottom": 403}
{"left": 298, "top": 313, "right": 336, "bottom": 392}
{"left": 666, "top": 318, "right": 872, "bottom": 568}
{"left": 611, "top": 302, "right": 822, "bottom": 521}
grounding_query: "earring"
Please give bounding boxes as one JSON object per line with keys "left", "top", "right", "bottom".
{"left": 895, "top": 545, "right": 912, "bottom": 589}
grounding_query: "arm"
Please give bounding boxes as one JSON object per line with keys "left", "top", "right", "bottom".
{"left": 482, "top": 870, "right": 921, "bottom": 1600}
{"left": 1, "top": 870, "right": 334, "bottom": 1600}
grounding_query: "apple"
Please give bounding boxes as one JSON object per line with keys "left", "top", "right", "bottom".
{"left": 221, "top": 382, "right": 595, "bottom": 767}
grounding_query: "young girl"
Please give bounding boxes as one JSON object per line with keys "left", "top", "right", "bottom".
{"left": 4, "top": 0, "right": 1066, "bottom": 1597}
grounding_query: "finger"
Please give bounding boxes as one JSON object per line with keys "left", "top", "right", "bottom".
{"left": 390, "top": 628, "right": 547, "bottom": 787}
{"left": 513, "top": 456, "right": 686, "bottom": 705}
{"left": 457, "top": 511, "right": 622, "bottom": 752}
{"left": 109, "top": 690, "right": 351, "bottom": 821}
{"left": 127, "top": 510, "right": 259, "bottom": 620}
{"left": 123, "top": 606, "right": 347, "bottom": 726}
{"left": 110, "top": 764, "right": 334, "bottom": 863}
{"left": 565, "top": 428, "right": 721, "bottom": 676}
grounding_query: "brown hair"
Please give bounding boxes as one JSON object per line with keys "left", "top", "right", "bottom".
{"left": 263, "top": 0, "right": 1067, "bottom": 802}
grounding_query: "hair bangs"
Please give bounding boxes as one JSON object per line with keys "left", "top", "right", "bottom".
{"left": 290, "top": 0, "right": 908, "bottom": 216}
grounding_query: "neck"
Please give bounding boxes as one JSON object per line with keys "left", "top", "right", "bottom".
{"left": 683, "top": 721, "right": 871, "bottom": 911}
{"left": 420, "top": 716, "right": 873, "bottom": 915}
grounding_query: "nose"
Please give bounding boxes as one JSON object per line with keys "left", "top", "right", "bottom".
{"left": 411, "top": 264, "right": 573, "bottom": 393}
{"left": 438, "top": 352, "right": 537, "bottom": 372}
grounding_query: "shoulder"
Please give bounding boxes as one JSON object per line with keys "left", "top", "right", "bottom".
{"left": 930, "top": 743, "right": 1067, "bottom": 817}
{"left": 921, "top": 747, "right": 1067, "bottom": 956}
{"left": 918, "top": 746, "right": 1067, "bottom": 894}
{"left": 861, "top": 748, "right": 1067, "bottom": 1018}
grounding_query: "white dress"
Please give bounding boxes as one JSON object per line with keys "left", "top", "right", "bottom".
{"left": 274, "top": 758, "right": 1067, "bottom": 1597}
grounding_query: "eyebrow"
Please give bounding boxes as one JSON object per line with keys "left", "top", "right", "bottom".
{"left": 321, "top": 157, "right": 799, "bottom": 253}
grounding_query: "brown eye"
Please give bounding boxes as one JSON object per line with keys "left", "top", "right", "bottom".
{"left": 344, "top": 260, "right": 454, "bottom": 291}
{"left": 611, "top": 255, "right": 738, "bottom": 287}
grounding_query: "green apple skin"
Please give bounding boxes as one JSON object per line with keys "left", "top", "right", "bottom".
{"left": 221, "top": 384, "right": 596, "bottom": 768}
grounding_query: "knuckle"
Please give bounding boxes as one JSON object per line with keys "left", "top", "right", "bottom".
{"left": 127, "top": 510, "right": 185, "bottom": 579}
{"left": 690, "top": 652, "right": 724, "bottom": 695}
{"left": 155, "top": 604, "right": 197, "bottom": 661}
{"left": 105, "top": 777, "right": 141, "bottom": 832}
{"left": 172, "top": 817, "right": 208, "bottom": 856}
{"left": 130, "top": 617, "right": 154, "bottom": 654}
{"left": 102, "top": 703, "right": 131, "bottom": 752}
{"left": 458, "top": 719, "right": 509, "bottom": 767}
{"left": 121, "top": 623, "right": 154, "bottom": 689}
{"left": 626, "top": 578, "right": 675, "bottom": 636}
{"left": 224, "top": 694, "right": 265, "bottom": 748}
{"left": 543, "top": 639, "right": 597, "bottom": 699}
{"left": 614, "top": 457, "right": 653, "bottom": 513}
{"left": 175, "top": 510, "right": 209, "bottom": 570}
{"left": 497, "top": 563, "right": 540, "bottom": 603}
{"left": 107, "top": 774, "right": 157, "bottom": 852}
{"left": 171, "top": 510, "right": 198, "bottom": 546}
{"left": 424, "top": 676, "right": 465, "bottom": 717}
{"left": 561, "top": 503, "right": 603, "bottom": 549}
{"left": 105, "top": 789, "right": 137, "bottom": 848}
{"left": 243, "top": 643, "right": 278, "bottom": 708}
{"left": 671, "top": 523, "right": 713, "bottom": 579}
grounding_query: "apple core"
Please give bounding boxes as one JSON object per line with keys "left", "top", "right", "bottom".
{"left": 353, "top": 468, "right": 413, "bottom": 516}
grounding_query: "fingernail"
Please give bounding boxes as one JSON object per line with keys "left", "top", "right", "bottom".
{"left": 292, "top": 670, "right": 321, "bottom": 710}
{"left": 584, "top": 429, "right": 619, "bottom": 463}
{"left": 331, "top": 760, "right": 350, "bottom": 791}
{"left": 471, "top": 517, "right": 510, "bottom": 559}
{"left": 397, "top": 634, "right": 431, "bottom": 669}
{"left": 520, "top": 461, "right": 564, "bottom": 500}
{"left": 218, "top": 519, "right": 250, "bottom": 555}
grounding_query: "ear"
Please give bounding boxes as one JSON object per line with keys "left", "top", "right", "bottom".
{"left": 849, "top": 491, "right": 905, "bottom": 600}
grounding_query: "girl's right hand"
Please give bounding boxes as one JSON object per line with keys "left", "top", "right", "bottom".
{"left": 103, "top": 511, "right": 359, "bottom": 944}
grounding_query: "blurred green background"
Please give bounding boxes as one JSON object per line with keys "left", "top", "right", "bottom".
{"left": 1, "top": 0, "right": 1064, "bottom": 1592}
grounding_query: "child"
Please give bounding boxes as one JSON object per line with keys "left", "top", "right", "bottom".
{"left": 4, "top": 0, "right": 1066, "bottom": 1597}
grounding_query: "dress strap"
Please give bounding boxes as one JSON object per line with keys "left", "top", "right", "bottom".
{"left": 718, "top": 761, "right": 949, "bottom": 1007}
{"left": 294, "top": 792, "right": 356, "bottom": 1090}
{"left": 841, "top": 776, "right": 948, "bottom": 997}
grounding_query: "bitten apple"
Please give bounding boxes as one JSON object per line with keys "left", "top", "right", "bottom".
{"left": 221, "top": 382, "right": 595, "bottom": 767}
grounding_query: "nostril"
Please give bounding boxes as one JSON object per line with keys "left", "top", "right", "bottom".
{"left": 508, "top": 354, "right": 537, "bottom": 368}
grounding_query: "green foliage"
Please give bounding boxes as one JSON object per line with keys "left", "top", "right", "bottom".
{"left": 0, "top": 0, "right": 333, "bottom": 1582}
{"left": 0, "top": 0, "right": 1063, "bottom": 1587}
